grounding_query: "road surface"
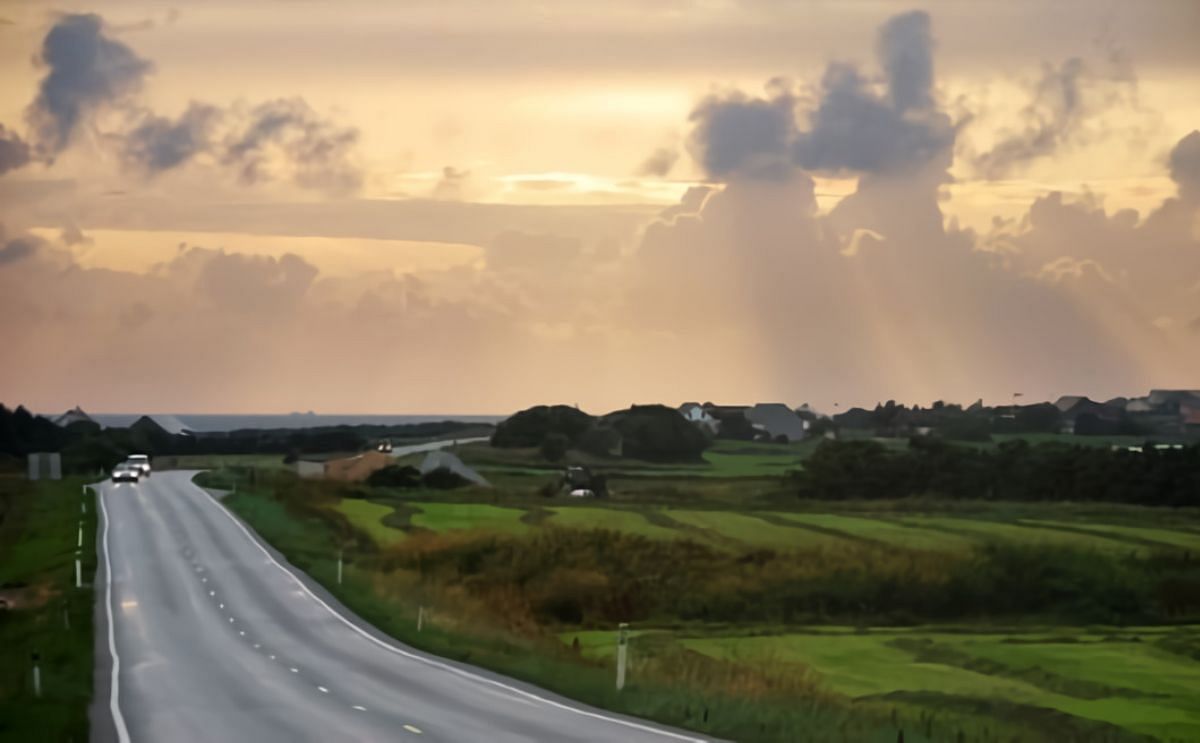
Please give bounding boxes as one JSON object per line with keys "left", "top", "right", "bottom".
{"left": 91, "top": 468, "right": 709, "bottom": 743}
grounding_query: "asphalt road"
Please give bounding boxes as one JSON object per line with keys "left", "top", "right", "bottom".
{"left": 90, "top": 467, "right": 710, "bottom": 743}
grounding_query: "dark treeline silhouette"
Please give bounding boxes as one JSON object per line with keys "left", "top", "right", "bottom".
{"left": 791, "top": 438, "right": 1200, "bottom": 506}
{"left": 0, "top": 403, "right": 488, "bottom": 473}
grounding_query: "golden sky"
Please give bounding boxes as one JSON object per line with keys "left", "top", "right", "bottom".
{"left": 0, "top": 1, "right": 1198, "bottom": 414}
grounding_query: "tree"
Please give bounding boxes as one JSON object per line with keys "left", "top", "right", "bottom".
{"left": 491, "top": 405, "right": 595, "bottom": 448}
{"left": 540, "top": 433, "right": 569, "bottom": 462}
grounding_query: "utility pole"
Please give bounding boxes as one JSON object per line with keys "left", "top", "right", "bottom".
{"left": 616, "top": 622, "right": 629, "bottom": 691}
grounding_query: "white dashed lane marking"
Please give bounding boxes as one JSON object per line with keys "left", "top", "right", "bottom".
{"left": 317, "top": 686, "right": 329, "bottom": 694}
{"left": 404, "top": 724, "right": 423, "bottom": 734}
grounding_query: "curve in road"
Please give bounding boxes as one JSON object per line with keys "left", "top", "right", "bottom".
{"left": 91, "top": 469, "right": 709, "bottom": 743}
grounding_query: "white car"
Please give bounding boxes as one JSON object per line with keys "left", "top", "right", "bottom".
{"left": 111, "top": 464, "right": 140, "bottom": 483}
{"left": 126, "top": 454, "right": 152, "bottom": 477}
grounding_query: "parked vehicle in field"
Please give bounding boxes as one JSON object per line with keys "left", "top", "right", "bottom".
{"left": 126, "top": 454, "right": 152, "bottom": 477}
{"left": 111, "top": 463, "right": 140, "bottom": 483}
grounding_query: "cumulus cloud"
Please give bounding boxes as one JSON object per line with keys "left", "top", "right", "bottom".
{"left": 0, "top": 125, "right": 32, "bottom": 175}
{"left": 222, "top": 98, "right": 362, "bottom": 193}
{"left": 973, "top": 47, "right": 1142, "bottom": 179}
{"left": 686, "top": 10, "right": 956, "bottom": 180}
{"left": 1168, "top": 129, "right": 1200, "bottom": 201}
{"left": 26, "top": 13, "right": 152, "bottom": 158}
{"left": 17, "top": 14, "right": 362, "bottom": 194}
{"left": 637, "top": 146, "right": 680, "bottom": 177}
{"left": 121, "top": 103, "right": 222, "bottom": 173}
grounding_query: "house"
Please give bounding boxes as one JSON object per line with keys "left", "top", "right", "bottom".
{"left": 745, "top": 403, "right": 808, "bottom": 442}
{"left": 1182, "top": 401, "right": 1200, "bottom": 434}
{"left": 53, "top": 406, "right": 95, "bottom": 427}
{"left": 1147, "top": 389, "right": 1200, "bottom": 411}
{"left": 677, "top": 402, "right": 719, "bottom": 434}
{"left": 1053, "top": 396, "right": 1120, "bottom": 434}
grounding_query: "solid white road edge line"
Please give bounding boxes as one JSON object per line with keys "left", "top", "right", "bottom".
{"left": 98, "top": 486, "right": 133, "bottom": 743}
{"left": 193, "top": 479, "right": 708, "bottom": 743}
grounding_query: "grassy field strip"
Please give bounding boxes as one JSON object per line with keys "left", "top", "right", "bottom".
{"left": 665, "top": 510, "right": 844, "bottom": 549}
{"left": 336, "top": 499, "right": 408, "bottom": 545}
{"left": 774, "top": 513, "right": 976, "bottom": 552}
{"left": 677, "top": 633, "right": 1200, "bottom": 740}
{"left": 1020, "top": 520, "right": 1200, "bottom": 552}
{"left": 545, "top": 507, "right": 682, "bottom": 539}
{"left": 409, "top": 502, "right": 530, "bottom": 535}
{"left": 0, "top": 478, "right": 96, "bottom": 742}
{"left": 896, "top": 516, "right": 1139, "bottom": 553}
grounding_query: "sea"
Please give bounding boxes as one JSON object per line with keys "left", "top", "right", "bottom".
{"left": 88, "top": 413, "right": 504, "bottom": 433}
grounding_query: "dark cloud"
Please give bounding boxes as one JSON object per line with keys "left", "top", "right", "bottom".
{"left": 637, "top": 146, "right": 680, "bottom": 177}
{"left": 222, "top": 98, "right": 362, "bottom": 193}
{"left": 878, "top": 10, "right": 935, "bottom": 113}
{"left": 26, "top": 14, "right": 152, "bottom": 158}
{"left": 0, "top": 235, "right": 41, "bottom": 265}
{"left": 792, "top": 61, "right": 954, "bottom": 175}
{"left": 121, "top": 103, "right": 221, "bottom": 173}
{"left": 686, "top": 11, "right": 955, "bottom": 180}
{"left": 1168, "top": 129, "right": 1200, "bottom": 201}
{"left": 0, "top": 124, "right": 31, "bottom": 175}
{"left": 687, "top": 88, "right": 797, "bottom": 180}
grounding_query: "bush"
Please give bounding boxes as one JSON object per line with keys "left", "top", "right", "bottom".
{"left": 491, "top": 405, "right": 595, "bottom": 448}
{"left": 421, "top": 468, "right": 471, "bottom": 490}
{"left": 367, "top": 464, "right": 422, "bottom": 488}
{"left": 602, "top": 404, "right": 709, "bottom": 462}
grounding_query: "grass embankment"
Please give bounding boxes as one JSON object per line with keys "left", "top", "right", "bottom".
{"left": 560, "top": 627, "right": 1200, "bottom": 742}
{"left": 217, "top": 477, "right": 971, "bottom": 742}
{"left": 0, "top": 476, "right": 96, "bottom": 742}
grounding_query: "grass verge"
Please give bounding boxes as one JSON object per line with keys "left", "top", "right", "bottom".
{"left": 0, "top": 476, "right": 96, "bottom": 743}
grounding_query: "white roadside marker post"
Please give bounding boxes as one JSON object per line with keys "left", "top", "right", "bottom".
{"left": 75, "top": 558, "right": 82, "bottom": 589}
{"left": 31, "top": 652, "right": 42, "bottom": 698}
{"left": 616, "top": 622, "right": 629, "bottom": 691}
{"left": 337, "top": 548, "right": 343, "bottom": 586}
{"left": 417, "top": 606, "right": 425, "bottom": 632}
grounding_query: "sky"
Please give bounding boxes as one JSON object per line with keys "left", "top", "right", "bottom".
{"left": 0, "top": 0, "right": 1198, "bottom": 415}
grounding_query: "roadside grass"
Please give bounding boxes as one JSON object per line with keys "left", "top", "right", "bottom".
{"left": 158, "top": 453, "right": 291, "bottom": 471}
{"left": 0, "top": 476, "right": 96, "bottom": 743}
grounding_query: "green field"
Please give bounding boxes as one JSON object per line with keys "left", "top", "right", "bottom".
{"left": 560, "top": 627, "right": 1200, "bottom": 741}
{"left": 545, "top": 506, "right": 680, "bottom": 538}
{"left": 335, "top": 499, "right": 408, "bottom": 545}
{"left": 777, "top": 513, "right": 978, "bottom": 551}
{"left": 409, "top": 502, "right": 530, "bottom": 535}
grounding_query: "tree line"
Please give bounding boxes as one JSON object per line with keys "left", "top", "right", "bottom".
{"left": 791, "top": 438, "right": 1200, "bottom": 506}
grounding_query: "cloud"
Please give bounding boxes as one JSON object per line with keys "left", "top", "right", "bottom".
{"left": 222, "top": 98, "right": 362, "bottom": 194}
{"left": 0, "top": 124, "right": 31, "bottom": 175}
{"left": 1168, "top": 129, "right": 1200, "bottom": 201}
{"left": 686, "top": 11, "right": 955, "bottom": 180}
{"left": 26, "top": 13, "right": 153, "bottom": 158}
{"left": 973, "top": 46, "right": 1142, "bottom": 179}
{"left": 0, "top": 234, "right": 42, "bottom": 265}
{"left": 637, "top": 146, "right": 680, "bottom": 177}
{"left": 121, "top": 103, "right": 222, "bottom": 173}
{"left": 432, "top": 166, "right": 470, "bottom": 200}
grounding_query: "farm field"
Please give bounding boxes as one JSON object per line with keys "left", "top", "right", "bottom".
{"left": 335, "top": 494, "right": 1200, "bottom": 560}
{"left": 335, "top": 499, "right": 407, "bottom": 545}
{"left": 564, "top": 627, "right": 1200, "bottom": 742}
